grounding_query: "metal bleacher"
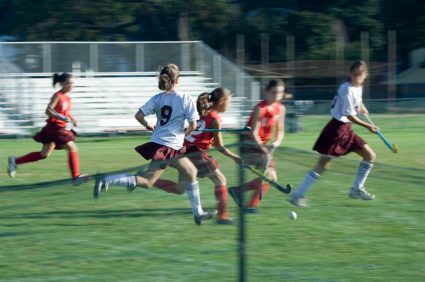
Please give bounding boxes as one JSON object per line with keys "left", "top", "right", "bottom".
{"left": 0, "top": 41, "right": 259, "bottom": 136}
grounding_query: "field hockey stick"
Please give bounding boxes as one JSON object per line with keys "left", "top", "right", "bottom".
{"left": 364, "top": 114, "right": 398, "bottom": 153}
{"left": 195, "top": 126, "right": 251, "bottom": 132}
{"left": 259, "top": 146, "right": 275, "bottom": 201}
{"left": 242, "top": 162, "right": 292, "bottom": 194}
{"left": 47, "top": 104, "right": 68, "bottom": 122}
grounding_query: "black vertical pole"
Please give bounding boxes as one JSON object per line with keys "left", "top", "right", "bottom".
{"left": 238, "top": 132, "right": 246, "bottom": 282}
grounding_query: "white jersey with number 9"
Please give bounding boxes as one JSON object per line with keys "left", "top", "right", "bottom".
{"left": 140, "top": 91, "right": 199, "bottom": 150}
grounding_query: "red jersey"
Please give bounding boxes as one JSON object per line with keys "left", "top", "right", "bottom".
{"left": 184, "top": 110, "right": 222, "bottom": 150}
{"left": 46, "top": 91, "right": 71, "bottom": 127}
{"left": 247, "top": 100, "right": 282, "bottom": 144}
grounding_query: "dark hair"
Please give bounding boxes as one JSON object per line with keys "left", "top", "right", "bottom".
{"left": 349, "top": 60, "right": 368, "bottom": 74}
{"left": 265, "top": 79, "right": 285, "bottom": 92}
{"left": 53, "top": 72, "right": 72, "bottom": 87}
{"left": 196, "top": 92, "right": 211, "bottom": 117}
{"left": 158, "top": 64, "right": 180, "bottom": 91}
{"left": 208, "top": 87, "right": 231, "bottom": 104}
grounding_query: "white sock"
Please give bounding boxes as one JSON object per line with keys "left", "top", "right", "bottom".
{"left": 293, "top": 170, "right": 321, "bottom": 197}
{"left": 185, "top": 181, "right": 203, "bottom": 216}
{"left": 353, "top": 161, "right": 373, "bottom": 190}
{"left": 104, "top": 174, "right": 137, "bottom": 189}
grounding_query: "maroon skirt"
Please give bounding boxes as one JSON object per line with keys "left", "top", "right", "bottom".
{"left": 33, "top": 123, "right": 76, "bottom": 150}
{"left": 243, "top": 144, "right": 275, "bottom": 170}
{"left": 135, "top": 142, "right": 186, "bottom": 169}
{"left": 185, "top": 145, "right": 220, "bottom": 178}
{"left": 313, "top": 118, "right": 366, "bottom": 157}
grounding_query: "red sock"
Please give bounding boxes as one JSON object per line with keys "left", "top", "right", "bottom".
{"left": 15, "top": 152, "right": 43, "bottom": 165}
{"left": 233, "top": 178, "right": 262, "bottom": 194}
{"left": 215, "top": 185, "right": 229, "bottom": 220}
{"left": 249, "top": 182, "right": 269, "bottom": 207}
{"left": 68, "top": 152, "right": 79, "bottom": 178}
{"left": 154, "top": 179, "right": 177, "bottom": 194}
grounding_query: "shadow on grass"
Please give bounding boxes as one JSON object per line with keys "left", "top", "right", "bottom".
{"left": 0, "top": 208, "right": 193, "bottom": 220}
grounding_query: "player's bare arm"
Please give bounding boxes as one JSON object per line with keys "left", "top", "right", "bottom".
{"left": 249, "top": 106, "right": 269, "bottom": 154}
{"left": 346, "top": 115, "right": 379, "bottom": 133}
{"left": 211, "top": 119, "right": 241, "bottom": 164}
{"left": 45, "top": 94, "right": 68, "bottom": 121}
{"left": 135, "top": 110, "right": 155, "bottom": 131}
{"left": 271, "top": 105, "right": 286, "bottom": 148}
{"left": 360, "top": 102, "right": 369, "bottom": 116}
{"left": 185, "top": 120, "right": 197, "bottom": 136}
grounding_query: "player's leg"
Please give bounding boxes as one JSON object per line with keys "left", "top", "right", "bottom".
{"left": 61, "top": 141, "right": 89, "bottom": 185}
{"left": 245, "top": 167, "right": 276, "bottom": 213}
{"left": 349, "top": 144, "right": 376, "bottom": 200}
{"left": 206, "top": 169, "right": 236, "bottom": 224}
{"left": 289, "top": 156, "right": 331, "bottom": 207}
{"left": 171, "top": 156, "right": 217, "bottom": 225}
{"left": 8, "top": 142, "right": 55, "bottom": 178}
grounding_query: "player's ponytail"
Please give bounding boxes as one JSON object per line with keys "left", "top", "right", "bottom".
{"left": 208, "top": 87, "right": 231, "bottom": 105}
{"left": 196, "top": 92, "right": 211, "bottom": 118}
{"left": 53, "top": 72, "right": 72, "bottom": 87}
{"left": 158, "top": 64, "right": 180, "bottom": 92}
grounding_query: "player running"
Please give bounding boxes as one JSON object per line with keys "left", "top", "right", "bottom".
{"left": 93, "top": 64, "right": 216, "bottom": 225}
{"left": 153, "top": 88, "right": 241, "bottom": 225}
{"left": 228, "top": 79, "right": 291, "bottom": 214}
{"left": 7, "top": 73, "right": 88, "bottom": 185}
{"left": 289, "top": 60, "right": 379, "bottom": 207}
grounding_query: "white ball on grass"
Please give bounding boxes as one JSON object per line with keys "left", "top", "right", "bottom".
{"left": 288, "top": 211, "right": 297, "bottom": 220}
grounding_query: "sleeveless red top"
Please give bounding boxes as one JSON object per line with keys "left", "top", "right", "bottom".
{"left": 46, "top": 91, "right": 71, "bottom": 127}
{"left": 247, "top": 100, "right": 282, "bottom": 144}
{"left": 184, "top": 110, "right": 222, "bottom": 150}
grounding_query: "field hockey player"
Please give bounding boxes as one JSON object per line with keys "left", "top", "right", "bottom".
{"left": 153, "top": 88, "right": 242, "bottom": 225}
{"left": 228, "top": 79, "right": 291, "bottom": 214}
{"left": 289, "top": 60, "right": 379, "bottom": 207}
{"left": 92, "top": 64, "right": 217, "bottom": 226}
{"left": 7, "top": 73, "right": 89, "bottom": 185}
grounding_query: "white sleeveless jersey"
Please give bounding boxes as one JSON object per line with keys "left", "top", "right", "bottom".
{"left": 140, "top": 91, "right": 199, "bottom": 150}
{"left": 330, "top": 81, "right": 363, "bottom": 123}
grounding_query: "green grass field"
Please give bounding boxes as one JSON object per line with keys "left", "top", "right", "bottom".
{"left": 1, "top": 115, "right": 424, "bottom": 281}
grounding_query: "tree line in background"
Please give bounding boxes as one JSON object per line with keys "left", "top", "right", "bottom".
{"left": 0, "top": 0, "right": 424, "bottom": 69}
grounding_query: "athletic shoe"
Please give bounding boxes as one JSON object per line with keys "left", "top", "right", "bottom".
{"left": 72, "top": 174, "right": 90, "bottom": 186}
{"left": 93, "top": 177, "right": 105, "bottom": 199}
{"left": 7, "top": 156, "right": 17, "bottom": 178}
{"left": 288, "top": 195, "right": 309, "bottom": 207}
{"left": 217, "top": 218, "right": 239, "bottom": 225}
{"left": 349, "top": 187, "right": 375, "bottom": 200}
{"left": 244, "top": 207, "right": 262, "bottom": 214}
{"left": 194, "top": 210, "right": 217, "bottom": 226}
{"left": 227, "top": 186, "right": 241, "bottom": 208}
{"left": 126, "top": 184, "right": 137, "bottom": 193}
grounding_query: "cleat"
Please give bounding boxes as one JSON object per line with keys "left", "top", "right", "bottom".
{"left": 72, "top": 174, "right": 90, "bottom": 186}
{"left": 288, "top": 195, "right": 309, "bottom": 207}
{"left": 194, "top": 210, "right": 217, "bottom": 225}
{"left": 227, "top": 186, "right": 241, "bottom": 208}
{"left": 93, "top": 177, "right": 105, "bottom": 199}
{"left": 349, "top": 187, "right": 375, "bottom": 200}
{"left": 244, "top": 207, "right": 262, "bottom": 214}
{"left": 217, "top": 218, "right": 239, "bottom": 225}
{"left": 7, "top": 156, "right": 17, "bottom": 178}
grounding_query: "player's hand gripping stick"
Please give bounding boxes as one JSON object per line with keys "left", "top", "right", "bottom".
{"left": 364, "top": 114, "right": 398, "bottom": 153}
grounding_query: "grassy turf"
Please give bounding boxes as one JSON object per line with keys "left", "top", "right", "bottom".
{"left": 0, "top": 115, "right": 424, "bottom": 281}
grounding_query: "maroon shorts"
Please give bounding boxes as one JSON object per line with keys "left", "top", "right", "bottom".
{"left": 33, "top": 123, "right": 76, "bottom": 150}
{"left": 243, "top": 144, "right": 275, "bottom": 170}
{"left": 313, "top": 118, "right": 366, "bottom": 157}
{"left": 135, "top": 142, "right": 186, "bottom": 169}
{"left": 185, "top": 145, "right": 220, "bottom": 178}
